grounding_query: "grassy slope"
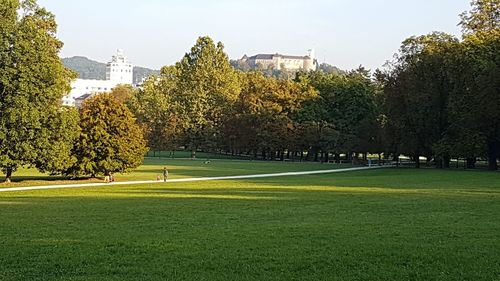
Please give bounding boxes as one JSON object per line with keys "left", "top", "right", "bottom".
{"left": 0, "top": 168, "right": 499, "bottom": 280}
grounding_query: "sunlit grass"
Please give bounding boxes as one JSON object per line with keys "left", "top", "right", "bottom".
{"left": 0, "top": 166, "right": 499, "bottom": 280}
{"left": 0, "top": 158, "right": 353, "bottom": 187}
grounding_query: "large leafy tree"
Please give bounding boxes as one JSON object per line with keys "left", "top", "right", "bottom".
{"left": 382, "top": 33, "right": 458, "bottom": 168}
{"left": 34, "top": 107, "right": 81, "bottom": 175}
{"left": 68, "top": 94, "right": 148, "bottom": 177}
{"left": 175, "top": 36, "right": 241, "bottom": 154}
{"left": 447, "top": 32, "right": 500, "bottom": 170}
{"left": 0, "top": 0, "right": 77, "bottom": 182}
{"left": 223, "top": 72, "right": 316, "bottom": 159}
{"left": 128, "top": 66, "right": 182, "bottom": 154}
{"left": 295, "top": 69, "right": 378, "bottom": 161}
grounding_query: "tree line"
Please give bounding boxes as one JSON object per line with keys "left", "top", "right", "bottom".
{"left": 378, "top": 0, "right": 499, "bottom": 170}
{"left": 129, "top": 0, "right": 499, "bottom": 170}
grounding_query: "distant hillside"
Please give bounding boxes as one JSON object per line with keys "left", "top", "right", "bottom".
{"left": 63, "top": 56, "right": 106, "bottom": 80}
{"left": 133, "top": 66, "right": 160, "bottom": 84}
{"left": 62, "top": 56, "right": 159, "bottom": 84}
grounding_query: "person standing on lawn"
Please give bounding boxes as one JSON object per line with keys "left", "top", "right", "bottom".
{"left": 163, "top": 167, "right": 168, "bottom": 182}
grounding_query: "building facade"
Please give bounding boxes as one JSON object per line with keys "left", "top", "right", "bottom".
{"left": 63, "top": 49, "right": 134, "bottom": 107}
{"left": 241, "top": 50, "right": 316, "bottom": 71}
{"left": 106, "top": 49, "right": 133, "bottom": 84}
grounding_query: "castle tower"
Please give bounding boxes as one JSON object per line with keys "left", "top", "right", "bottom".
{"left": 106, "top": 49, "right": 133, "bottom": 84}
{"left": 307, "top": 49, "right": 316, "bottom": 60}
{"left": 304, "top": 49, "right": 316, "bottom": 71}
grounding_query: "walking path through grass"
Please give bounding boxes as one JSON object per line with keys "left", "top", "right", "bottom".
{"left": 0, "top": 166, "right": 386, "bottom": 193}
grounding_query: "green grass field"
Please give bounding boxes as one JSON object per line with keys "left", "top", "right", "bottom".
{"left": 0, "top": 163, "right": 499, "bottom": 280}
{"left": 0, "top": 158, "right": 352, "bottom": 187}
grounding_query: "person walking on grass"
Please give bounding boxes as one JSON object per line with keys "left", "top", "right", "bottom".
{"left": 163, "top": 167, "right": 168, "bottom": 182}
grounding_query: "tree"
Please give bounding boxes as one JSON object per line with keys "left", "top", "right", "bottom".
{"left": 175, "top": 36, "right": 240, "bottom": 155}
{"left": 447, "top": 31, "right": 500, "bottom": 170}
{"left": 67, "top": 94, "right": 148, "bottom": 177}
{"left": 128, "top": 66, "right": 182, "bottom": 154}
{"left": 295, "top": 70, "right": 378, "bottom": 161}
{"left": 34, "top": 107, "right": 81, "bottom": 175}
{"left": 222, "top": 72, "right": 317, "bottom": 159}
{"left": 0, "top": 0, "right": 77, "bottom": 182}
{"left": 381, "top": 33, "right": 459, "bottom": 168}
{"left": 460, "top": 0, "right": 500, "bottom": 35}
{"left": 111, "top": 84, "right": 135, "bottom": 104}
{"left": 317, "top": 63, "right": 344, "bottom": 75}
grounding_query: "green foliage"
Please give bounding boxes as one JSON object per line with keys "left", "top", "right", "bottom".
{"left": 317, "top": 62, "right": 344, "bottom": 75}
{"left": 295, "top": 70, "right": 379, "bottom": 157}
{"left": 460, "top": 0, "right": 500, "bottom": 35}
{"left": 111, "top": 84, "right": 135, "bottom": 104}
{"left": 68, "top": 93, "right": 148, "bottom": 177}
{"left": 447, "top": 30, "right": 500, "bottom": 169}
{"left": 128, "top": 66, "right": 182, "bottom": 152}
{"left": 222, "top": 72, "right": 317, "bottom": 156}
{"left": 34, "top": 107, "right": 81, "bottom": 175}
{"left": 0, "top": 0, "right": 77, "bottom": 181}
{"left": 176, "top": 37, "right": 241, "bottom": 151}
{"left": 380, "top": 1, "right": 500, "bottom": 169}
{"left": 381, "top": 33, "right": 459, "bottom": 165}
{"left": 131, "top": 36, "right": 241, "bottom": 154}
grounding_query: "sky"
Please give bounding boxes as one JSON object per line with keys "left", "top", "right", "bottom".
{"left": 38, "top": 0, "right": 471, "bottom": 71}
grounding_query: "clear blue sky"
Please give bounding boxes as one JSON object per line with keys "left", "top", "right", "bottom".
{"left": 38, "top": 0, "right": 470, "bottom": 71}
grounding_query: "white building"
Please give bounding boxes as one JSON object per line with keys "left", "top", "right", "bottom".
{"left": 63, "top": 49, "right": 134, "bottom": 107}
{"left": 241, "top": 49, "right": 316, "bottom": 72}
{"left": 106, "top": 49, "right": 133, "bottom": 84}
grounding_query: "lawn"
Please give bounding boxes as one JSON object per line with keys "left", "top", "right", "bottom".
{"left": 0, "top": 166, "right": 499, "bottom": 280}
{"left": 0, "top": 158, "right": 353, "bottom": 187}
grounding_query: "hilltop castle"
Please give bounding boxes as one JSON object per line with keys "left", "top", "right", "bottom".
{"left": 240, "top": 50, "right": 316, "bottom": 71}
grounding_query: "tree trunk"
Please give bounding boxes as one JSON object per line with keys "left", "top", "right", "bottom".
{"left": 487, "top": 141, "right": 499, "bottom": 171}
{"left": 335, "top": 153, "right": 340, "bottom": 164}
{"left": 435, "top": 156, "right": 443, "bottom": 169}
{"left": 392, "top": 153, "right": 399, "bottom": 162}
{"left": 324, "top": 152, "right": 329, "bottom": 163}
{"left": 443, "top": 155, "right": 451, "bottom": 169}
{"left": 4, "top": 167, "right": 13, "bottom": 183}
{"left": 466, "top": 158, "right": 476, "bottom": 169}
{"left": 415, "top": 152, "right": 420, "bottom": 168}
